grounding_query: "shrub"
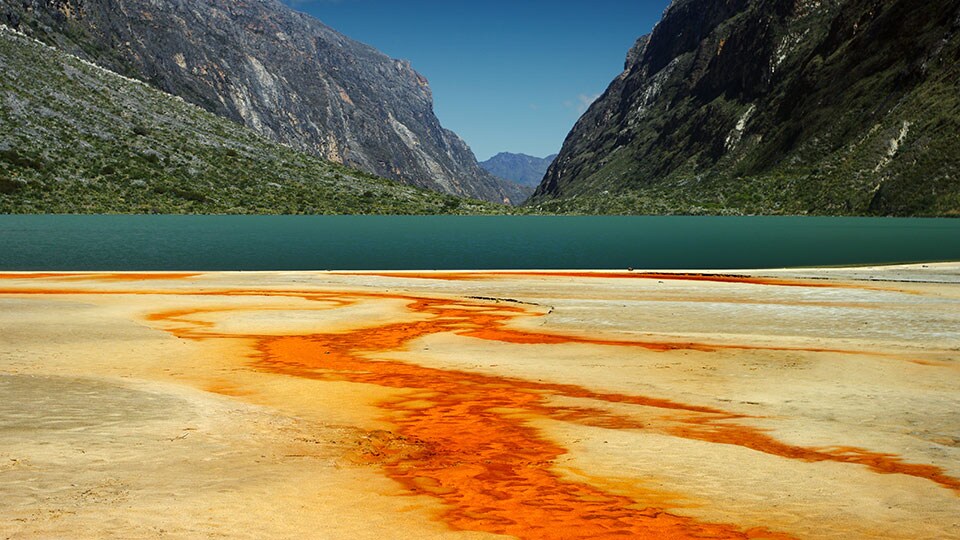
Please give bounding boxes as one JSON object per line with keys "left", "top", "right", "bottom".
{"left": 442, "top": 197, "right": 461, "bottom": 210}
{"left": 142, "top": 151, "right": 161, "bottom": 165}
{"left": 0, "top": 176, "right": 22, "bottom": 194}
{"left": 0, "top": 148, "right": 44, "bottom": 170}
{"left": 172, "top": 187, "right": 207, "bottom": 202}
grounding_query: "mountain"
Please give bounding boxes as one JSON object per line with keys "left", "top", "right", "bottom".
{"left": 0, "top": 0, "right": 526, "bottom": 205}
{"left": 480, "top": 152, "right": 558, "bottom": 187}
{"left": 531, "top": 0, "right": 960, "bottom": 216}
{"left": 0, "top": 25, "right": 507, "bottom": 214}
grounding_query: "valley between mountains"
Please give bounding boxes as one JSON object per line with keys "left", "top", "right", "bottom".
{"left": 2, "top": 0, "right": 958, "bottom": 215}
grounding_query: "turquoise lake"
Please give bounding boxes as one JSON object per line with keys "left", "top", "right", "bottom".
{"left": 0, "top": 215, "right": 958, "bottom": 271}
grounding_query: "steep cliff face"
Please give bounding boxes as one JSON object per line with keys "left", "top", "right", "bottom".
{"left": 532, "top": 0, "right": 960, "bottom": 216}
{"left": 1, "top": 0, "right": 524, "bottom": 204}
{"left": 0, "top": 25, "right": 505, "bottom": 214}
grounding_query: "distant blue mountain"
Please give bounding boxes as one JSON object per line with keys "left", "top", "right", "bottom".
{"left": 480, "top": 152, "right": 558, "bottom": 188}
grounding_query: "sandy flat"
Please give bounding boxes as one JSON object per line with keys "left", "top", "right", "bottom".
{"left": 0, "top": 266, "right": 958, "bottom": 539}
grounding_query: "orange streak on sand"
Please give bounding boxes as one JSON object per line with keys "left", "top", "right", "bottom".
{"left": 143, "top": 292, "right": 960, "bottom": 539}
{"left": 0, "top": 272, "right": 198, "bottom": 281}
{"left": 0, "top": 273, "right": 85, "bottom": 279}
{"left": 259, "top": 334, "right": 788, "bottom": 539}
{"left": 2, "top": 275, "right": 955, "bottom": 537}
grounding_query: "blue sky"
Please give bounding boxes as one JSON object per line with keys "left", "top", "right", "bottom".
{"left": 282, "top": 0, "right": 671, "bottom": 161}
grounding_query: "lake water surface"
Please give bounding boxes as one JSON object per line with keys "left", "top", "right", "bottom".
{"left": 0, "top": 215, "right": 958, "bottom": 271}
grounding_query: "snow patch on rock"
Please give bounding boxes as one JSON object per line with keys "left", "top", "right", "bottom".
{"left": 874, "top": 120, "right": 912, "bottom": 172}
{"left": 725, "top": 104, "right": 756, "bottom": 151}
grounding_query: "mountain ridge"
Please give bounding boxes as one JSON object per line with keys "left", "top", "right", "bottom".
{"left": 0, "top": 24, "right": 506, "bottom": 214}
{"left": 479, "top": 152, "right": 557, "bottom": 189}
{"left": 531, "top": 0, "right": 960, "bottom": 216}
{"left": 0, "top": 0, "right": 526, "bottom": 204}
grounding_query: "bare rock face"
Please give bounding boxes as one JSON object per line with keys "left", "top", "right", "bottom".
{"left": 1, "top": 0, "right": 524, "bottom": 204}
{"left": 533, "top": 0, "right": 960, "bottom": 216}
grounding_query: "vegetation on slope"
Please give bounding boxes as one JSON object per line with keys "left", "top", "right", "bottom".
{"left": 532, "top": 0, "right": 960, "bottom": 216}
{"left": 0, "top": 0, "right": 526, "bottom": 204}
{"left": 0, "top": 26, "right": 508, "bottom": 215}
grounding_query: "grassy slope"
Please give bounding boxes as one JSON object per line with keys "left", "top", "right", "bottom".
{"left": 0, "top": 26, "right": 508, "bottom": 215}
{"left": 529, "top": 1, "right": 960, "bottom": 216}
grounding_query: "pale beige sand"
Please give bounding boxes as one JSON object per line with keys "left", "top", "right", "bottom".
{"left": 0, "top": 266, "right": 958, "bottom": 539}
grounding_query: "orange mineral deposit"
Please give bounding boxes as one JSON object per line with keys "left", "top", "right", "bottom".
{"left": 5, "top": 273, "right": 956, "bottom": 539}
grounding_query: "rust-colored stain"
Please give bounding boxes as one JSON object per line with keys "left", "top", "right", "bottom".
{"left": 0, "top": 273, "right": 86, "bottom": 279}
{"left": 144, "top": 292, "right": 958, "bottom": 539}
{"left": 2, "top": 275, "right": 956, "bottom": 539}
{"left": 0, "top": 272, "right": 198, "bottom": 281}
{"left": 169, "top": 305, "right": 790, "bottom": 538}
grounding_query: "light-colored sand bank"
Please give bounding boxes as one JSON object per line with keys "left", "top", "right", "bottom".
{"left": 1, "top": 266, "right": 958, "bottom": 539}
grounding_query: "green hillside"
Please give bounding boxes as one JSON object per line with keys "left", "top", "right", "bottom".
{"left": 531, "top": 0, "right": 960, "bottom": 216}
{"left": 0, "top": 26, "right": 506, "bottom": 215}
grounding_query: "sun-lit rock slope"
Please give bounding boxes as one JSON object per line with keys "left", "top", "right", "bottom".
{"left": 0, "top": 26, "right": 506, "bottom": 214}
{"left": 1, "top": 0, "right": 526, "bottom": 204}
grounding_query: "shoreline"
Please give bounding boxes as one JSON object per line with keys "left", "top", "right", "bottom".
{"left": 1, "top": 266, "right": 958, "bottom": 538}
{"left": 0, "top": 260, "right": 957, "bottom": 273}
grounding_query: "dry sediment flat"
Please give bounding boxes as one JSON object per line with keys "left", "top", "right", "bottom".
{"left": 0, "top": 265, "right": 958, "bottom": 539}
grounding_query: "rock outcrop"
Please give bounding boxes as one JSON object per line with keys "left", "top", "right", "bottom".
{"left": 531, "top": 0, "right": 960, "bottom": 216}
{"left": 1, "top": 0, "right": 525, "bottom": 204}
{"left": 0, "top": 24, "right": 506, "bottom": 214}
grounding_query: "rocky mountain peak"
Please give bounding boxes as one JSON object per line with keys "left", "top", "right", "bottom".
{"left": 1, "top": 0, "right": 526, "bottom": 204}
{"left": 531, "top": 0, "right": 960, "bottom": 216}
{"left": 624, "top": 35, "right": 649, "bottom": 71}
